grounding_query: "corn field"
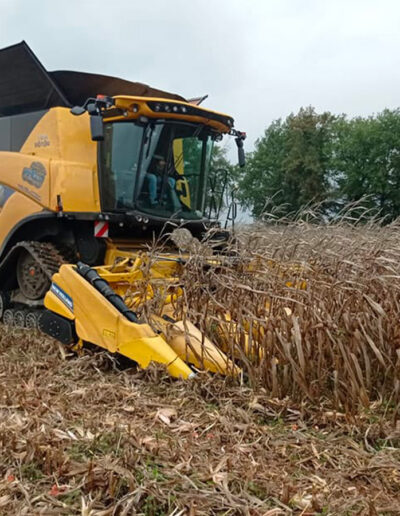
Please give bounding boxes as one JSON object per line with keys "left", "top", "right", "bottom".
{"left": 171, "top": 215, "right": 400, "bottom": 414}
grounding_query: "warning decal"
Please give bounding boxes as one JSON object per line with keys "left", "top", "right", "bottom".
{"left": 94, "top": 221, "right": 109, "bottom": 238}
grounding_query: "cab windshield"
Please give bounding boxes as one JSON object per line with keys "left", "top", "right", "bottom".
{"left": 99, "top": 121, "right": 214, "bottom": 219}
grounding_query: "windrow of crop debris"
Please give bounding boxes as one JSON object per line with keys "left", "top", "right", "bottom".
{"left": 174, "top": 216, "right": 400, "bottom": 415}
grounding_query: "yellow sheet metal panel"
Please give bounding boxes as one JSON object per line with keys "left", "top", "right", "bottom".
{"left": 19, "top": 109, "right": 61, "bottom": 159}
{"left": 49, "top": 109, "right": 100, "bottom": 212}
{"left": 49, "top": 160, "right": 100, "bottom": 212}
{"left": 117, "top": 331, "right": 194, "bottom": 380}
{"left": 18, "top": 108, "right": 96, "bottom": 163}
{"left": 152, "top": 316, "right": 240, "bottom": 376}
{"left": 56, "top": 108, "right": 96, "bottom": 164}
{"left": 16, "top": 107, "right": 99, "bottom": 212}
{"left": 44, "top": 272, "right": 75, "bottom": 320}
{"left": 0, "top": 193, "right": 42, "bottom": 248}
{"left": 49, "top": 265, "right": 194, "bottom": 379}
{"left": 0, "top": 152, "right": 50, "bottom": 208}
{"left": 44, "top": 291, "right": 75, "bottom": 320}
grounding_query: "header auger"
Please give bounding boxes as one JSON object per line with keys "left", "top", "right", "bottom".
{"left": 0, "top": 41, "right": 247, "bottom": 378}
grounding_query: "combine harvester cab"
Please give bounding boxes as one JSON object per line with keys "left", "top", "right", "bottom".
{"left": 0, "top": 41, "right": 245, "bottom": 378}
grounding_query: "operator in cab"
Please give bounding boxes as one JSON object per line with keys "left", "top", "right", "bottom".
{"left": 146, "top": 155, "right": 180, "bottom": 209}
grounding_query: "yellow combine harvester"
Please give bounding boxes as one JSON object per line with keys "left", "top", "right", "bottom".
{"left": 0, "top": 42, "right": 246, "bottom": 378}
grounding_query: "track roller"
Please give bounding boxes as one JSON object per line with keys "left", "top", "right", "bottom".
{"left": 3, "top": 309, "right": 14, "bottom": 326}
{"left": 25, "top": 311, "right": 40, "bottom": 329}
{"left": 14, "top": 310, "right": 26, "bottom": 328}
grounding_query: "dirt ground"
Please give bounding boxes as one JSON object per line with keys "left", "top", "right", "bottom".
{"left": 0, "top": 330, "right": 399, "bottom": 515}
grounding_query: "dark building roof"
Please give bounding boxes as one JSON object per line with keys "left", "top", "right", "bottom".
{"left": 0, "top": 41, "right": 185, "bottom": 117}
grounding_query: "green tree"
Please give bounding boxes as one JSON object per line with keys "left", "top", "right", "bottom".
{"left": 239, "top": 107, "right": 337, "bottom": 218}
{"left": 334, "top": 109, "right": 400, "bottom": 220}
{"left": 210, "top": 144, "right": 232, "bottom": 172}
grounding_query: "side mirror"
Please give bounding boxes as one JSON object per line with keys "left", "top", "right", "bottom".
{"left": 224, "top": 199, "right": 238, "bottom": 229}
{"left": 90, "top": 115, "right": 104, "bottom": 141}
{"left": 70, "top": 105, "right": 86, "bottom": 116}
{"left": 232, "top": 201, "right": 238, "bottom": 220}
{"left": 235, "top": 137, "right": 246, "bottom": 168}
{"left": 87, "top": 102, "right": 97, "bottom": 115}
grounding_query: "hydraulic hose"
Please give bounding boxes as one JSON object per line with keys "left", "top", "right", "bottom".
{"left": 76, "top": 262, "right": 139, "bottom": 323}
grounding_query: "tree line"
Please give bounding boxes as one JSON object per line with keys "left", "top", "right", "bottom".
{"left": 226, "top": 106, "right": 400, "bottom": 221}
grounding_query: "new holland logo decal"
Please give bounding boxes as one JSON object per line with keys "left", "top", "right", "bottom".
{"left": 22, "top": 161, "right": 46, "bottom": 188}
{"left": 50, "top": 283, "right": 74, "bottom": 312}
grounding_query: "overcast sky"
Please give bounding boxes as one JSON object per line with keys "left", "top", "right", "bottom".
{"left": 1, "top": 0, "right": 400, "bottom": 159}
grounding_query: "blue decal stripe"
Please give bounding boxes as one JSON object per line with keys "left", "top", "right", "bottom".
{"left": 50, "top": 283, "right": 74, "bottom": 312}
